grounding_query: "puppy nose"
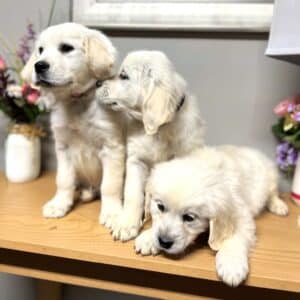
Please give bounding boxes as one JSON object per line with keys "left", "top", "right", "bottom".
{"left": 158, "top": 236, "right": 174, "bottom": 249}
{"left": 35, "top": 61, "right": 50, "bottom": 74}
{"left": 96, "top": 80, "right": 103, "bottom": 88}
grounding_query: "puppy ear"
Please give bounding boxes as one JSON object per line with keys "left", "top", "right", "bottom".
{"left": 85, "top": 31, "right": 116, "bottom": 79}
{"left": 208, "top": 210, "right": 236, "bottom": 251}
{"left": 21, "top": 52, "right": 37, "bottom": 84}
{"left": 142, "top": 73, "right": 186, "bottom": 135}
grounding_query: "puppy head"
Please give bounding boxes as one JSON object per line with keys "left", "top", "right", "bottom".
{"left": 21, "top": 22, "right": 116, "bottom": 96}
{"left": 97, "top": 50, "right": 186, "bottom": 135}
{"left": 145, "top": 149, "right": 235, "bottom": 255}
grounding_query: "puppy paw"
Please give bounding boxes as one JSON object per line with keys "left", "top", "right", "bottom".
{"left": 43, "top": 198, "right": 72, "bottom": 218}
{"left": 216, "top": 248, "right": 249, "bottom": 287}
{"left": 268, "top": 197, "right": 289, "bottom": 216}
{"left": 112, "top": 215, "right": 142, "bottom": 242}
{"left": 78, "top": 188, "right": 97, "bottom": 203}
{"left": 135, "top": 229, "right": 159, "bottom": 256}
{"left": 99, "top": 201, "right": 122, "bottom": 230}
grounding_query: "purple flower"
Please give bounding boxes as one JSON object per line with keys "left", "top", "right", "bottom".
{"left": 287, "top": 103, "right": 295, "bottom": 113}
{"left": 276, "top": 142, "right": 298, "bottom": 170}
{"left": 17, "top": 23, "right": 36, "bottom": 64}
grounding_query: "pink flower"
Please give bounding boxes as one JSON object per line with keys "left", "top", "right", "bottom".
{"left": 274, "top": 95, "right": 300, "bottom": 117}
{"left": 22, "top": 83, "right": 40, "bottom": 104}
{"left": 0, "top": 56, "right": 6, "bottom": 71}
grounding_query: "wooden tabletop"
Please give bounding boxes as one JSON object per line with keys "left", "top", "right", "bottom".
{"left": 0, "top": 172, "right": 299, "bottom": 293}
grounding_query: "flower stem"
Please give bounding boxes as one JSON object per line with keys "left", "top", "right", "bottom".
{"left": 47, "top": 0, "right": 57, "bottom": 27}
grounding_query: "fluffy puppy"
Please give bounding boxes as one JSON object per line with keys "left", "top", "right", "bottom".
{"left": 96, "top": 51, "right": 205, "bottom": 241}
{"left": 21, "top": 23, "right": 125, "bottom": 228}
{"left": 135, "top": 146, "right": 288, "bottom": 286}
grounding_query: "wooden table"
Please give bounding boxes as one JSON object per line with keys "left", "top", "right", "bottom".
{"left": 0, "top": 172, "right": 299, "bottom": 299}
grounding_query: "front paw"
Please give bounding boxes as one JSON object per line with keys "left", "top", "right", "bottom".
{"left": 112, "top": 214, "right": 143, "bottom": 242}
{"left": 135, "top": 229, "right": 159, "bottom": 256}
{"left": 43, "top": 198, "right": 72, "bottom": 218}
{"left": 99, "top": 201, "right": 122, "bottom": 230}
{"left": 216, "top": 248, "right": 249, "bottom": 287}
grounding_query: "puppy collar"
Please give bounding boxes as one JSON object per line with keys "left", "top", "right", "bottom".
{"left": 176, "top": 95, "right": 185, "bottom": 112}
{"left": 71, "top": 80, "right": 101, "bottom": 98}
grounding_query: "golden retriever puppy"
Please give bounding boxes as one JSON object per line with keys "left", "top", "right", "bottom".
{"left": 96, "top": 51, "right": 205, "bottom": 241}
{"left": 21, "top": 23, "right": 125, "bottom": 228}
{"left": 135, "top": 146, "right": 288, "bottom": 286}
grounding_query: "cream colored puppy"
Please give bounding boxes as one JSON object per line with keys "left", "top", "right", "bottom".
{"left": 135, "top": 146, "right": 288, "bottom": 287}
{"left": 96, "top": 51, "right": 205, "bottom": 241}
{"left": 21, "top": 23, "right": 125, "bottom": 228}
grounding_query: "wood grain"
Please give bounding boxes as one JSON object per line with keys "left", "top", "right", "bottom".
{"left": 0, "top": 172, "right": 299, "bottom": 293}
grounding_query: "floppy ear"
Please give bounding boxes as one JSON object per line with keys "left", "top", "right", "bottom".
{"left": 142, "top": 70, "right": 186, "bottom": 135}
{"left": 21, "top": 52, "right": 37, "bottom": 84}
{"left": 142, "top": 83, "right": 177, "bottom": 135}
{"left": 208, "top": 209, "right": 236, "bottom": 251}
{"left": 85, "top": 33, "right": 116, "bottom": 79}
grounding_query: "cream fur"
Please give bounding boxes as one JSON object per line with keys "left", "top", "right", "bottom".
{"left": 21, "top": 23, "right": 125, "bottom": 228}
{"left": 135, "top": 146, "right": 288, "bottom": 287}
{"left": 96, "top": 51, "right": 205, "bottom": 241}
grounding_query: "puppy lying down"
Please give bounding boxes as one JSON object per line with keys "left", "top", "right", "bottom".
{"left": 135, "top": 146, "right": 288, "bottom": 286}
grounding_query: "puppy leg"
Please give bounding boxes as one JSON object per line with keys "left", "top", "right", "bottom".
{"left": 135, "top": 227, "right": 159, "bottom": 256}
{"left": 99, "top": 147, "right": 125, "bottom": 229}
{"left": 266, "top": 169, "right": 288, "bottom": 216}
{"left": 215, "top": 212, "right": 255, "bottom": 287}
{"left": 43, "top": 147, "right": 76, "bottom": 218}
{"left": 112, "top": 158, "right": 148, "bottom": 241}
{"left": 267, "top": 183, "right": 288, "bottom": 216}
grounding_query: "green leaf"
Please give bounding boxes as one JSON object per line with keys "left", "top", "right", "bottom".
{"left": 283, "top": 115, "right": 296, "bottom": 131}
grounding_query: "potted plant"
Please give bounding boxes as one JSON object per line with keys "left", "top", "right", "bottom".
{"left": 0, "top": 24, "right": 45, "bottom": 182}
{"left": 273, "top": 95, "right": 300, "bottom": 206}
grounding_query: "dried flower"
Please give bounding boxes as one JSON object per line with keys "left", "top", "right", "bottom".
{"left": 0, "top": 56, "right": 6, "bottom": 72}
{"left": 6, "top": 84, "right": 22, "bottom": 98}
{"left": 22, "top": 83, "right": 40, "bottom": 104}
{"left": 276, "top": 142, "right": 298, "bottom": 171}
{"left": 274, "top": 99, "right": 295, "bottom": 117}
{"left": 17, "top": 23, "right": 36, "bottom": 64}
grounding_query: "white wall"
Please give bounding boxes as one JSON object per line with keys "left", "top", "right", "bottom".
{"left": 0, "top": 0, "right": 300, "bottom": 299}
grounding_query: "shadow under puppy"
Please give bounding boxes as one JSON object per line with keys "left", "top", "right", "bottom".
{"left": 21, "top": 23, "right": 126, "bottom": 228}
{"left": 135, "top": 146, "right": 288, "bottom": 286}
{"left": 96, "top": 50, "right": 205, "bottom": 241}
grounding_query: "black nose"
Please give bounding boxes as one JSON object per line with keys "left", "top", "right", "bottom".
{"left": 96, "top": 80, "right": 103, "bottom": 88}
{"left": 158, "top": 236, "right": 174, "bottom": 249}
{"left": 34, "top": 61, "right": 50, "bottom": 74}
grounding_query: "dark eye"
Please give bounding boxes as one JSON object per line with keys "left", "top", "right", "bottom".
{"left": 119, "top": 70, "right": 129, "bottom": 80}
{"left": 59, "top": 43, "right": 74, "bottom": 53}
{"left": 182, "top": 214, "right": 195, "bottom": 222}
{"left": 157, "top": 203, "right": 165, "bottom": 212}
{"left": 38, "top": 47, "right": 44, "bottom": 54}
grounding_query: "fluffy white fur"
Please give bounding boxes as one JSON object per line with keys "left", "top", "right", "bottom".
{"left": 135, "top": 146, "right": 288, "bottom": 286}
{"left": 96, "top": 51, "right": 205, "bottom": 241}
{"left": 21, "top": 23, "right": 125, "bottom": 228}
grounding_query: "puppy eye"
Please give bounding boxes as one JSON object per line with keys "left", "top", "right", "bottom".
{"left": 182, "top": 214, "right": 195, "bottom": 222}
{"left": 38, "top": 47, "right": 44, "bottom": 54}
{"left": 59, "top": 43, "right": 74, "bottom": 53}
{"left": 119, "top": 70, "right": 129, "bottom": 80}
{"left": 157, "top": 203, "right": 165, "bottom": 212}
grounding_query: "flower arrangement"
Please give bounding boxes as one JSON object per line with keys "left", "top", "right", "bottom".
{"left": 0, "top": 24, "right": 44, "bottom": 124}
{"left": 273, "top": 95, "right": 300, "bottom": 175}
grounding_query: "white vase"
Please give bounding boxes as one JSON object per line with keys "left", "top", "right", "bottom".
{"left": 5, "top": 132, "right": 41, "bottom": 183}
{"left": 291, "top": 153, "right": 300, "bottom": 206}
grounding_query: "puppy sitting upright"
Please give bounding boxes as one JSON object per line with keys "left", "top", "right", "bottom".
{"left": 135, "top": 146, "right": 288, "bottom": 286}
{"left": 97, "top": 51, "right": 205, "bottom": 241}
{"left": 21, "top": 23, "right": 125, "bottom": 228}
